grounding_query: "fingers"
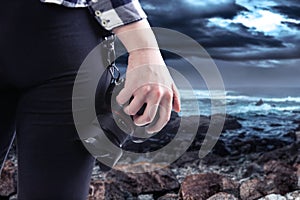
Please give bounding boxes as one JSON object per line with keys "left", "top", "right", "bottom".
{"left": 116, "top": 81, "right": 180, "bottom": 134}
{"left": 146, "top": 96, "right": 173, "bottom": 133}
{"left": 132, "top": 87, "right": 161, "bottom": 126}
{"left": 133, "top": 103, "right": 160, "bottom": 127}
{"left": 116, "top": 87, "right": 131, "bottom": 105}
{"left": 123, "top": 94, "right": 146, "bottom": 115}
{"left": 172, "top": 84, "right": 181, "bottom": 112}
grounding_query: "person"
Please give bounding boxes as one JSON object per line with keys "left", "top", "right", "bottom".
{"left": 0, "top": 0, "right": 180, "bottom": 199}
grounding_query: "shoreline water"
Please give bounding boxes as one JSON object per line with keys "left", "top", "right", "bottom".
{"left": 1, "top": 87, "right": 300, "bottom": 199}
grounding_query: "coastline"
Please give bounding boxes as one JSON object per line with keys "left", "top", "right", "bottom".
{"left": 1, "top": 113, "right": 299, "bottom": 199}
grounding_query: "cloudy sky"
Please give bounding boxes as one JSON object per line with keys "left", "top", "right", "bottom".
{"left": 139, "top": 0, "right": 300, "bottom": 89}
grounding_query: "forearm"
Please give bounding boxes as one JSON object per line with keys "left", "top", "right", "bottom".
{"left": 113, "top": 19, "right": 165, "bottom": 69}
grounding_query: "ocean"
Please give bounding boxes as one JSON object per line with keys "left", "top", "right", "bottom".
{"left": 179, "top": 87, "right": 300, "bottom": 148}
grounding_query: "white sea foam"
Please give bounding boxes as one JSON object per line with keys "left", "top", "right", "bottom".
{"left": 179, "top": 89, "right": 300, "bottom": 116}
{"left": 179, "top": 89, "right": 300, "bottom": 103}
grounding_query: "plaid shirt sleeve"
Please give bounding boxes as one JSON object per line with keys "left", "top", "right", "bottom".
{"left": 40, "top": 0, "right": 147, "bottom": 31}
{"left": 88, "top": 0, "right": 147, "bottom": 31}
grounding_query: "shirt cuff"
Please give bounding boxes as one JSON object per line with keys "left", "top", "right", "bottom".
{"left": 89, "top": 0, "right": 147, "bottom": 31}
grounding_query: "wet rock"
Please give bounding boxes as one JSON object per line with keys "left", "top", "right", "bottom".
{"left": 0, "top": 160, "right": 17, "bottom": 198}
{"left": 156, "top": 193, "right": 178, "bottom": 200}
{"left": 106, "top": 162, "right": 180, "bottom": 196}
{"left": 239, "top": 178, "right": 264, "bottom": 200}
{"left": 283, "top": 131, "right": 297, "bottom": 141}
{"left": 285, "top": 190, "right": 300, "bottom": 199}
{"left": 125, "top": 113, "right": 242, "bottom": 154}
{"left": 188, "top": 114, "right": 242, "bottom": 152}
{"left": 258, "top": 194, "right": 287, "bottom": 200}
{"left": 171, "top": 151, "right": 199, "bottom": 169}
{"left": 257, "top": 142, "right": 299, "bottom": 165}
{"left": 212, "top": 139, "right": 231, "bottom": 156}
{"left": 212, "top": 114, "right": 242, "bottom": 132}
{"left": 227, "top": 136, "right": 292, "bottom": 155}
{"left": 242, "top": 162, "right": 264, "bottom": 178}
{"left": 256, "top": 99, "right": 264, "bottom": 106}
{"left": 207, "top": 192, "right": 238, "bottom": 200}
{"left": 180, "top": 173, "right": 222, "bottom": 200}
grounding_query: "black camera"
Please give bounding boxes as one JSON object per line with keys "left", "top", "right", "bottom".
{"left": 95, "top": 66, "right": 152, "bottom": 149}
{"left": 83, "top": 66, "right": 179, "bottom": 170}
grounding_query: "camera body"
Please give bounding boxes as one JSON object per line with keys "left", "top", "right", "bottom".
{"left": 96, "top": 68, "right": 149, "bottom": 149}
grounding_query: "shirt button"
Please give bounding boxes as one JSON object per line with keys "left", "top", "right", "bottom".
{"left": 95, "top": 10, "right": 102, "bottom": 17}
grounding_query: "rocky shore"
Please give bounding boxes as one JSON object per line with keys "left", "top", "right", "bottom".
{"left": 1, "top": 113, "right": 300, "bottom": 199}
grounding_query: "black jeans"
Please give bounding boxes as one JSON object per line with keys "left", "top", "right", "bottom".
{"left": 0, "top": 1, "right": 107, "bottom": 199}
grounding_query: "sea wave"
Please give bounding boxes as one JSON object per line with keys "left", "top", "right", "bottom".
{"left": 179, "top": 89, "right": 300, "bottom": 103}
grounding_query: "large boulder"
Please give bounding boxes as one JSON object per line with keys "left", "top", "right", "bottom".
{"left": 262, "top": 160, "right": 298, "bottom": 195}
{"left": 180, "top": 173, "right": 238, "bottom": 200}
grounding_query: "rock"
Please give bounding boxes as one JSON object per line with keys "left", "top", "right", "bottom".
{"left": 263, "top": 160, "right": 298, "bottom": 195}
{"left": 137, "top": 194, "right": 153, "bottom": 200}
{"left": 283, "top": 132, "right": 297, "bottom": 141}
{"left": 89, "top": 180, "right": 105, "bottom": 200}
{"left": 296, "top": 131, "right": 300, "bottom": 142}
{"left": 106, "top": 162, "right": 180, "bottom": 195}
{"left": 240, "top": 160, "right": 299, "bottom": 200}
{"left": 294, "top": 164, "right": 300, "bottom": 188}
{"left": 188, "top": 114, "right": 242, "bottom": 152}
{"left": 242, "top": 162, "right": 264, "bottom": 178}
{"left": 207, "top": 192, "right": 238, "bottom": 200}
{"left": 221, "top": 176, "right": 240, "bottom": 196}
{"left": 257, "top": 142, "right": 299, "bottom": 165}
{"left": 88, "top": 180, "right": 126, "bottom": 200}
{"left": 211, "top": 114, "right": 242, "bottom": 132}
{"left": 122, "top": 112, "right": 242, "bottom": 154}
{"left": 9, "top": 194, "right": 17, "bottom": 200}
{"left": 256, "top": 99, "right": 264, "bottom": 106}
{"left": 156, "top": 193, "right": 178, "bottom": 200}
{"left": 285, "top": 190, "right": 300, "bottom": 200}
{"left": 212, "top": 139, "right": 231, "bottom": 156}
{"left": 0, "top": 160, "right": 17, "bottom": 198}
{"left": 171, "top": 151, "right": 199, "bottom": 169}
{"left": 258, "top": 194, "right": 287, "bottom": 200}
{"left": 227, "top": 136, "right": 292, "bottom": 156}
{"left": 180, "top": 173, "right": 222, "bottom": 200}
{"left": 239, "top": 178, "right": 264, "bottom": 200}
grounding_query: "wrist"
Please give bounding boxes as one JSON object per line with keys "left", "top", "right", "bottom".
{"left": 128, "top": 48, "right": 165, "bottom": 70}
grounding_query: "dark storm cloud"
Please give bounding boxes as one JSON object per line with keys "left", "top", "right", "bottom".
{"left": 272, "top": 6, "right": 300, "bottom": 19}
{"left": 282, "top": 21, "right": 300, "bottom": 29}
{"left": 209, "top": 45, "right": 300, "bottom": 61}
{"left": 140, "top": 0, "right": 300, "bottom": 62}
{"left": 141, "top": 0, "right": 247, "bottom": 21}
{"left": 199, "top": 23, "right": 285, "bottom": 48}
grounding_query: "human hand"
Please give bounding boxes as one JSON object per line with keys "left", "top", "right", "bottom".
{"left": 116, "top": 49, "right": 180, "bottom": 133}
